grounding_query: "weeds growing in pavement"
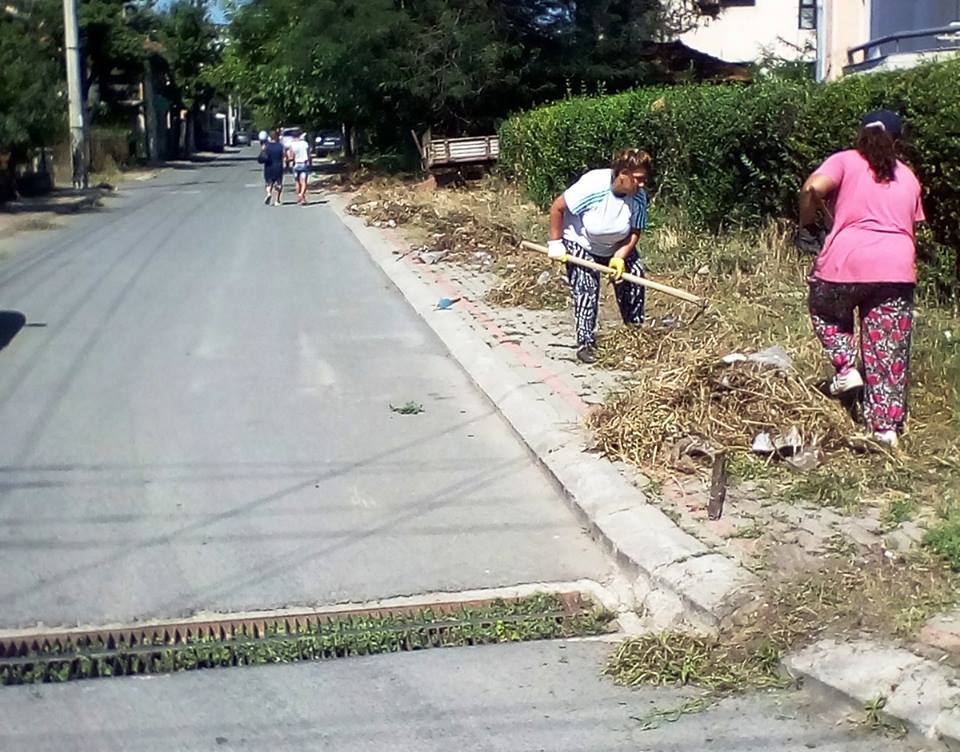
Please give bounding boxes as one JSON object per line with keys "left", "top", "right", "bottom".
{"left": 607, "top": 551, "right": 959, "bottom": 698}
{"left": 924, "top": 493, "right": 960, "bottom": 570}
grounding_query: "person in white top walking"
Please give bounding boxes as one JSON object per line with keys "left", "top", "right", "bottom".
{"left": 287, "top": 133, "right": 311, "bottom": 206}
{"left": 547, "top": 148, "right": 651, "bottom": 363}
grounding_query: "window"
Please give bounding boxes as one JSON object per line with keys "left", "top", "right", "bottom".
{"left": 799, "top": 0, "right": 816, "bottom": 29}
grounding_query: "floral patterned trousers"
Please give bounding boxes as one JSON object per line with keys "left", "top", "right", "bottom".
{"left": 808, "top": 279, "right": 915, "bottom": 433}
{"left": 563, "top": 239, "right": 645, "bottom": 348}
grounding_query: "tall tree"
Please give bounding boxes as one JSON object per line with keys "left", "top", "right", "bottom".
{"left": 222, "top": 0, "right": 715, "bottom": 151}
{"left": 0, "top": 0, "right": 65, "bottom": 154}
{"left": 162, "top": 0, "right": 221, "bottom": 109}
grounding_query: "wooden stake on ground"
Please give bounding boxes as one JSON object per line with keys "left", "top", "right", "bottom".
{"left": 520, "top": 240, "right": 706, "bottom": 306}
{"left": 708, "top": 452, "right": 727, "bottom": 521}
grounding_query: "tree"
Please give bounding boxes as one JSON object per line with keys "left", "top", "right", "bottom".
{"left": 162, "top": 0, "right": 221, "bottom": 108}
{"left": 80, "top": 0, "right": 155, "bottom": 121}
{"left": 0, "top": 1, "right": 65, "bottom": 155}
{"left": 161, "top": 0, "right": 222, "bottom": 151}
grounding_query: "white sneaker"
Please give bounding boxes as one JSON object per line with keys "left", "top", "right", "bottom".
{"left": 873, "top": 430, "right": 899, "bottom": 448}
{"left": 829, "top": 368, "right": 864, "bottom": 396}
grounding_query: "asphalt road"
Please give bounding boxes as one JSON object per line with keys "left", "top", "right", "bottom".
{"left": 0, "top": 154, "right": 918, "bottom": 752}
{"left": 0, "top": 153, "right": 608, "bottom": 630}
{"left": 0, "top": 640, "right": 912, "bottom": 752}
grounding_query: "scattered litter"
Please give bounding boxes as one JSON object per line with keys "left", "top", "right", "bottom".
{"left": 749, "top": 345, "right": 793, "bottom": 371}
{"left": 752, "top": 432, "right": 775, "bottom": 455}
{"left": 773, "top": 426, "right": 803, "bottom": 457}
{"left": 535, "top": 271, "right": 552, "bottom": 286}
{"left": 418, "top": 250, "right": 449, "bottom": 265}
{"left": 784, "top": 445, "right": 821, "bottom": 471}
{"left": 696, "top": 265, "right": 710, "bottom": 276}
{"left": 721, "top": 353, "right": 749, "bottom": 365}
{"left": 721, "top": 346, "right": 792, "bottom": 370}
{"left": 669, "top": 435, "right": 721, "bottom": 472}
{"left": 473, "top": 251, "right": 494, "bottom": 270}
{"left": 671, "top": 435, "right": 720, "bottom": 462}
{"left": 435, "top": 296, "right": 461, "bottom": 310}
{"left": 389, "top": 402, "right": 425, "bottom": 415}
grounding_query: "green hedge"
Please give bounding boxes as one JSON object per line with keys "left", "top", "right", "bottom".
{"left": 499, "top": 59, "right": 960, "bottom": 295}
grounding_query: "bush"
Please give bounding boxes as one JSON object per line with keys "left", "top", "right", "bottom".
{"left": 499, "top": 59, "right": 960, "bottom": 297}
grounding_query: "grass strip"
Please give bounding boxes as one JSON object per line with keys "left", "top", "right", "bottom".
{"left": 0, "top": 594, "right": 614, "bottom": 686}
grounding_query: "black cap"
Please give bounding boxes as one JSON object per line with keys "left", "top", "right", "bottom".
{"left": 861, "top": 109, "right": 903, "bottom": 137}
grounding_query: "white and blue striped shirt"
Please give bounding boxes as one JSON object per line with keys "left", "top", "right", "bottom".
{"left": 562, "top": 168, "right": 647, "bottom": 257}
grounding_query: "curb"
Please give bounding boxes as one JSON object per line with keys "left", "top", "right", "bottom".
{"left": 329, "top": 192, "right": 760, "bottom": 631}
{"left": 785, "top": 638, "right": 960, "bottom": 749}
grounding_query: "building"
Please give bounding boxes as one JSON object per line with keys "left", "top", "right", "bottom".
{"left": 676, "top": 0, "right": 818, "bottom": 65}
{"left": 819, "top": 0, "right": 960, "bottom": 80}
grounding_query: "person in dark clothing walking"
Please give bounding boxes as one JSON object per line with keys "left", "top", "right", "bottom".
{"left": 261, "top": 130, "right": 285, "bottom": 206}
{"left": 546, "top": 148, "right": 650, "bottom": 364}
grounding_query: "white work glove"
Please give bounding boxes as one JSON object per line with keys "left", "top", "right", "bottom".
{"left": 547, "top": 240, "right": 567, "bottom": 260}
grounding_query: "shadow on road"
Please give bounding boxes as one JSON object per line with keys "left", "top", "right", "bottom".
{"left": 0, "top": 311, "right": 26, "bottom": 351}
{"left": 0, "top": 190, "right": 105, "bottom": 216}
{"left": 163, "top": 152, "right": 254, "bottom": 171}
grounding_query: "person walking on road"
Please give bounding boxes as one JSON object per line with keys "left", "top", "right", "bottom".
{"left": 799, "top": 110, "right": 926, "bottom": 448}
{"left": 546, "top": 148, "right": 651, "bottom": 364}
{"left": 288, "top": 132, "right": 311, "bottom": 206}
{"left": 260, "top": 130, "right": 285, "bottom": 207}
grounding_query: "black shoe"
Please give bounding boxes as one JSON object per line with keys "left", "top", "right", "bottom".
{"left": 576, "top": 345, "right": 597, "bottom": 364}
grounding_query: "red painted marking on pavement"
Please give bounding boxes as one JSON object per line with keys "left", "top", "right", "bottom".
{"left": 410, "top": 260, "right": 589, "bottom": 416}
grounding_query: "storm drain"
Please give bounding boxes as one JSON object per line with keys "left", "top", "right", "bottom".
{"left": 0, "top": 592, "right": 614, "bottom": 686}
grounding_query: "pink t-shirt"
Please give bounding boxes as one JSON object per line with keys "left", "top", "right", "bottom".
{"left": 812, "top": 150, "right": 925, "bottom": 284}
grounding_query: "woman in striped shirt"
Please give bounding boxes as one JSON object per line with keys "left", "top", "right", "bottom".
{"left": 547, "top": 149, "right": 651, "bottom": 364}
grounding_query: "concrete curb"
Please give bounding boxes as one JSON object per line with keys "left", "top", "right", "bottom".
{"left": 329, "top": 192, "right": 760, "bottom": 631}
{"left": 785, "top": 638, "right": 960, "bottom": 749}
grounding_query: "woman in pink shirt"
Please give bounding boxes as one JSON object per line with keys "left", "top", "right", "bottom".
{"left": 799, "top": 110, "right": 925, "bottom": 448}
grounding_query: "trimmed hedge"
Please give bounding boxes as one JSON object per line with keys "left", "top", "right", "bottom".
{"left": 499, "top": 59, "right": 960, "bottom": 295}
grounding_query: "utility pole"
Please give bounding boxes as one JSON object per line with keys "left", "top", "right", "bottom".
{"left": 62, "top": 0, "right": 88, "bottom": 188}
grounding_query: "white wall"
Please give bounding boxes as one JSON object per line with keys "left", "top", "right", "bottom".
{"left": 678, "top": 0, "right": 817, "bottom": 63}
{"left": 821, "top": 0, "right": 871, "bottom": 80}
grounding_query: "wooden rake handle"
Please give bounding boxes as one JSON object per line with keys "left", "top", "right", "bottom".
{"left": 520, "top": 241, "right": 705, "bottom": 306}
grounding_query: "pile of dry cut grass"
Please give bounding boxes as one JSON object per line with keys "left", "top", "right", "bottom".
{"left": 586, "top": 316, "right": 853, "bottom": 465}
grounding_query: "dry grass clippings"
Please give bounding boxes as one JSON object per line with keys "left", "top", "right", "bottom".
{"left": 607, "top": 551, "right": 959, "bottom": 698}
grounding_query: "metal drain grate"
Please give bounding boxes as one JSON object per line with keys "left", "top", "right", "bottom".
{"left": 0, "top": 593, "right": 614, "bottom": 686}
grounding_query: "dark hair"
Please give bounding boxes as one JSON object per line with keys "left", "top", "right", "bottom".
{"left": 856, "top": 126, "right": 898, "bottom": 183}
{"left": 610, "top": 148, "right": 652, "bottom": 174}
{"left": 271, "top": 129, "right": 280, "bottom": 141}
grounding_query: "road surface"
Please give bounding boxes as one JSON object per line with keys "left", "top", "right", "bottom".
{"left": 0, "top": 154, "right": 916, "bottom": 752}
{"left": 0, "top": 640, "right": 911, "bottom": 752}
{"left": 0, "top": 154, "right": 608, "bottom": 629}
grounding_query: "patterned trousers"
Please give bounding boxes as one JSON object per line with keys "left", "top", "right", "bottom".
{"left": 564, "top": 239, "right": 645, "bottom": 348}
{"left": 808, "top": 279, "right": 915, "bottom": 433}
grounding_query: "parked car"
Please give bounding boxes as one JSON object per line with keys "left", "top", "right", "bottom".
{"left": 313, "top": 129, "right": 343, "bottom": 158}
{"left": 234, "top": 131, "right": 251, "bottom": 146}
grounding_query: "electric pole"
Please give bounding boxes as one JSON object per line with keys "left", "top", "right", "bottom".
{"left": 63, "top": 0, "right": 88, "bottom": 188}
